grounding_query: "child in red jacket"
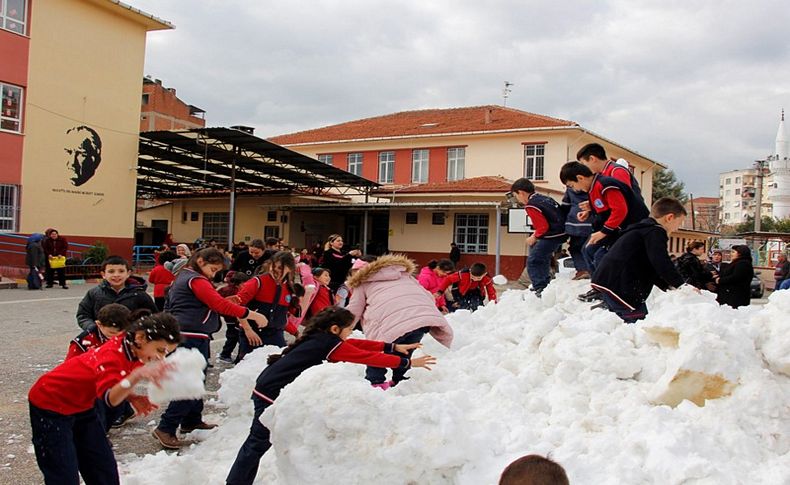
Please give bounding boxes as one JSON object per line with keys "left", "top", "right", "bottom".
{"left": 148, "top": 250, "right": 178, "bottom": 311}
{"left": 439, "top": 262, "right": 497, "bottom": 311}
{"left": 29, "top": 313, "right": 180, "bottom": 485}
{"left": 66, "top": 304, "right": 131, "bottom": 360}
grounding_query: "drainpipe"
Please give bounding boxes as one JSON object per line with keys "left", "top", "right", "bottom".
{"left": 495, "top": 205, "right": 502, "bottom": 275}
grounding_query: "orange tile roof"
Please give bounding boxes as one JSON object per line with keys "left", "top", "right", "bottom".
{"left": 372, "top": 176, "right": 563, "bottom": 195}
{"left": 690, "top": 197, "right": 719, "bottom": 205}
{"left": 268, "top": 106, "right": 577, "bottom": 145}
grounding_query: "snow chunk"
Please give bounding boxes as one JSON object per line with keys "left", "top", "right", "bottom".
{"left": 147, "top": 348, "right": 207, "bottom": 405}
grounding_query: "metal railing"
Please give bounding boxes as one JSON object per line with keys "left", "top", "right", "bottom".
{"left": 0, "top": 232, "right": 92, "bottom": 259}
{"left": 132, "top": 245, "right": 159, "bottom": 266}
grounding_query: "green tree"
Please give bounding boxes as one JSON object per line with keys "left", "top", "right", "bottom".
{"left": 652, "top": 168, "right": 688, "bottom": 204}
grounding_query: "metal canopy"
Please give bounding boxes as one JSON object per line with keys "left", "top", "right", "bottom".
{"left": 137, "top": 127, "right": 378, "bottom": 198}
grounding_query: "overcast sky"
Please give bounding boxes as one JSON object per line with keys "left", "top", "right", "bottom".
{"left": 132, "top": 0, "right": 790, "bottom": 196}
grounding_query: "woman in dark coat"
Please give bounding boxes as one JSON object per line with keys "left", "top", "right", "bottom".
{"left": 25, "top": 233, "right": 46, "bottom": 290}
{"left": 319, "top": 234, "right": 360, "bottom": 294}
{"left": 41, "top": 228, "right": 69, "bottom": 289}
{"left": 676, "top": 241, "right": 714, "bottom": 290}
{"left": 716, "top": 245, "right": 753, "bottom": 308}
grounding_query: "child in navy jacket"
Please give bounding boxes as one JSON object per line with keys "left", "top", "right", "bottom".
{"left": 225, "top": 306, "right": 436, "bottom": 485}
{"left": 29, "top": 313, "right": 180, "bottom": 485}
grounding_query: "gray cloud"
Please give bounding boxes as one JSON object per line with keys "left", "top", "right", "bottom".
{"left": 133, "top": 0, "right": 790, "bottom": 196}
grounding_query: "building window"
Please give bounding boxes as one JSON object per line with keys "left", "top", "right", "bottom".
{"left": 264, "top": 226, "right": 279, "bottom": 239}
{"left": 412, "top": 149, "right": 429, "bottom": 183}
{"left": 405, "top": 212, "right": 418, "bottom": 224}
{"left": 735, "top": 176, "right": 741, "bottom": 183}
{"left": 141, "top": 93, "right": 149, "bottom": 105}
{"left": 1, "top": 0, "right": 27, "bottom": 35}
{"left": 318, "top": 154, "right": 333, "bottom": 165}
{"left": 447, "top": 147, "right": 465, "bottom": 181}
{"left": 378, "top": 151, "right": 394, "bottom": 184}
{"left": 432, "top": 212, "right": 445, "bottom": 225}
{"left": 347, "top": 153, "right": 362, "bottom": 176}
{"left": 0, "top": 83, "right": 23, "bottom": 133}
{"left": 0, "top": 184, "right": 19, "bottom": 232}
{"left": 524, "top": 144, "right": 545, "bottom": 180}
{"left": 190, "top": 211, "right": 199, "bottom": 221}
{"left": 725, "top": 178, "right": 731, "bottom": 185}
{"left": 735, "top": 188, "right": 740, "bottom": 195}
{"left": 454, "top": 214, "right": 489, "bottom": 254}
{"left": 725, "top": 213, "right": 731, "bottom": 220}
{"left": 202, "top": 212, "right": 229, "bottom": 244}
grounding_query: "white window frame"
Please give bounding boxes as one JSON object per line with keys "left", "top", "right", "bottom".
{"left": 378, "top": 151, "right": 394, "bottom": 184}
{"left": 0, "top": 184, "right": 19, "bottom": 232}
{"left": 201, "top": 212, "right": 229, "bottom": 245}
{"left": 454, "top": 213, "right": 489, "bottom": 254}
{"left": 412, "top": 149, "right": 429, "bottom": 183}
{"left": 524, "top": 143, "right": 545, "bottom": 180}
{"left": 447, "top": 147, "right": 465, "bottom": 181}
{"left": 1, "top": 0, "right": 27, "bottom": 35}
{"left": 318, "top": 154, "right": 333, "bottom": 165}
{"left": 0, "top": 82, "right": 23, "bottom": 134}
{"left": 347, "top": 153, "right": 362, "bottom": 176}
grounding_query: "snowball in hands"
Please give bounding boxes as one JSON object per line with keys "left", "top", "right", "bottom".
{"left": 147, "top": 347, "right": 207, "bottom": 404}
{"left": 492, "top": 274, "right": 507, "bottom": 285}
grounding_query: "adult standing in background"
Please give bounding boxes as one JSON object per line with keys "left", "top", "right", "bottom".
{"left": 449, "top": 242, "right": 461, "bottom": 267}
{"left": 25, "top": 233, "right": 46, "bottom": 290}
{"left": 230, "top": 239, "right": 267, "bottom": 277}
{"left": 773, "top": 253, "right": 789, "bottom": 290}
{"left": 319, "top": 234, "right": 361, "bottom": 294}
{"left": 716, "top": 245, "right": 754, "bottom": 308}
{"left": 42, "top": 228, "right": 69, "bottom": 289}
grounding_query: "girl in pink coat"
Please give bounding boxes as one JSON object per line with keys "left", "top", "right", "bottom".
{"left": 346, "top": 254, "right": 453, "bottom": 389}
{"left": 417, "top": 259, "right": 455, "bottom": 314}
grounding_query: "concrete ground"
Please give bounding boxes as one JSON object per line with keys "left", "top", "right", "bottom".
{"left": 0, "top": 282, "right": 771, "bottom": 484}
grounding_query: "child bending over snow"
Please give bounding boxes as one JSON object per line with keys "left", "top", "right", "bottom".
{"left": 225, "top": 307, "right": 435, "bottom": 485}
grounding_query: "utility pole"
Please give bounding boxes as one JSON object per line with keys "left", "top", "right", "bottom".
{"left": 754, "top": 160, "right": 766, "bottom": 232}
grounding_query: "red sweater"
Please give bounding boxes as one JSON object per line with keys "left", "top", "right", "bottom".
{"left": 65, "top": 327, "right": 108, "bottom": 360}
{"left": 308, "top": 284, "right": 332, "bottom": 317}
{"left": 439, "top": 271, "right": 497, "bottom": 302}
{"left": 148, "top": 264, "right": 175, "bottom": 298}
{"left": 602, "top": 160, "right": 633, "bottom": 187}
{"left": 29, "top": 334, "right": 141, "bottom": 415}
{"left": 589, "top": 178, "right": 629, "bottom": 234}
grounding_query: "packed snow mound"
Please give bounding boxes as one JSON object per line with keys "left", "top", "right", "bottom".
{"left": 147, "top": 347, "right": 207, "bottom": 405}
{"left": 122, "top": 280, "right": 790, "bottom": 484}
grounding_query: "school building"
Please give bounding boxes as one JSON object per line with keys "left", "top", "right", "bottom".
{"left": 0, "top": 0, "right": 171, "bottom": 267}
{"left": 137, "top": 106, "right": 667, "bottom": 279}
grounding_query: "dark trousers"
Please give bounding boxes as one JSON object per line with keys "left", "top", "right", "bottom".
{"left": 568, "top": 235, "right": 589, "bottom": 272}
{"left": 30, "top": 403, "right": 119, "bottom": 485}
{"left": 583, "top": 240, "right": 610, "bottom": 275}
{"left": 236, "top": 326, "right": 286, "bottom": 363}
{"left": 157, "top": 336, "right": 209, "bottom": 434}
{"left": 154, "top": 296, "right": 166, "bottom": 312}
{"left": 45, "top": 262, "right": 66, "bottom": 287}
{"left": 452, "top": 288, "right": 485, "bottom": 311}
{"left": 219, "top": 320, "right": 240, "bottom": 359}
{"left": 528, "top": 238, "right": 564, "bottom": 291}
{"left": 226, "top": 396, "right": 272, "bottom": 485}
{"left": 94, "top": 398, "right": 134, "bottom": 432}
{"left": 365, "top": 327, "right": 428, "bottom": 385}
{"left": 601, "top": 293, "right": 648, "bottom": 324}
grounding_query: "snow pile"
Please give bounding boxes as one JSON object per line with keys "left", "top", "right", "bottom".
{"left": 122, "top": 280, "right": 790, "bottom": 484}
{"left": 147, "top": 348, "right": 208, "bottom": 405}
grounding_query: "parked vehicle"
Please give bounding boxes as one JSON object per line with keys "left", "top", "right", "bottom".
{"left": 751, "top": 271, "right": 765, "bottom": 298}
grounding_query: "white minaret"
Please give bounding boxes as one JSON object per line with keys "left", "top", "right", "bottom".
{"left": 769, "top": 109, "right": 790, "bottom": 219}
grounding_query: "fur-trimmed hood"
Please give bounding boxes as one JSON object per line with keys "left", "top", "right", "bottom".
{"left": 347, "top": 254, "right": 417, "bottom": 288}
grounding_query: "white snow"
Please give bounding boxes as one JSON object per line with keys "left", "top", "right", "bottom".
{"left": 121, "top": 279, "right": 790, "bottom": 484}
{"left": 147, "top": 348, "right": 207, "bottom": 405}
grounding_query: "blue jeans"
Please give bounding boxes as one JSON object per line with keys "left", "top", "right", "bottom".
{"left": 30, "top": 403, "right": 119, "bottom": 485}
{"left": 157, "top": 336, "right": 209, "bottom": 434}
{"left": 568, "top": 235, "right": 589, "bottom": 272}
{"left": 600, "top": 293, "right": 648, "bottom": 324}
{"left": 236, "top": 326, "right": 286, "bottom": 363}
{"left": 226, "top": 396, "right": 272, "bottom": 485}
{"left": 528, "top": 237, "right": 564, "bottom": 291}
{"left": 94, "top": 398, "right": 133, "bottom": 432}
{"left": 779, "top": 279, "right": 790, "bottom": 290}
{"left": 365, "top": 327, "right": 428, "bottom": 385}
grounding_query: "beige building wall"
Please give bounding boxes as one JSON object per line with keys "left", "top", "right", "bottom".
{"left": 20, "top": 0, "right": 162, "bottom": 240}
{"left": 282, "top": 127, "right": 658, "bottom": 202}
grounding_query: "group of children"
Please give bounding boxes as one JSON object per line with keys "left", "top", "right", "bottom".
{"left": 510, "top": 142, "right": 689, "bottom": 322}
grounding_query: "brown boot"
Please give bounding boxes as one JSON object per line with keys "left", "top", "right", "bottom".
{"left": 180, "top": 422, "right": 218, "bottom": 433}
{"left": 572, "top": 271, "right": 591, "bottom": 280}
{"left": 152, "top": 428, "right": 187, "bottom": 449}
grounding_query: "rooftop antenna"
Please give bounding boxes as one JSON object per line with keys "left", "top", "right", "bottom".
{"left": 502, "top": 81, "right": 513, "bottom": 106}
